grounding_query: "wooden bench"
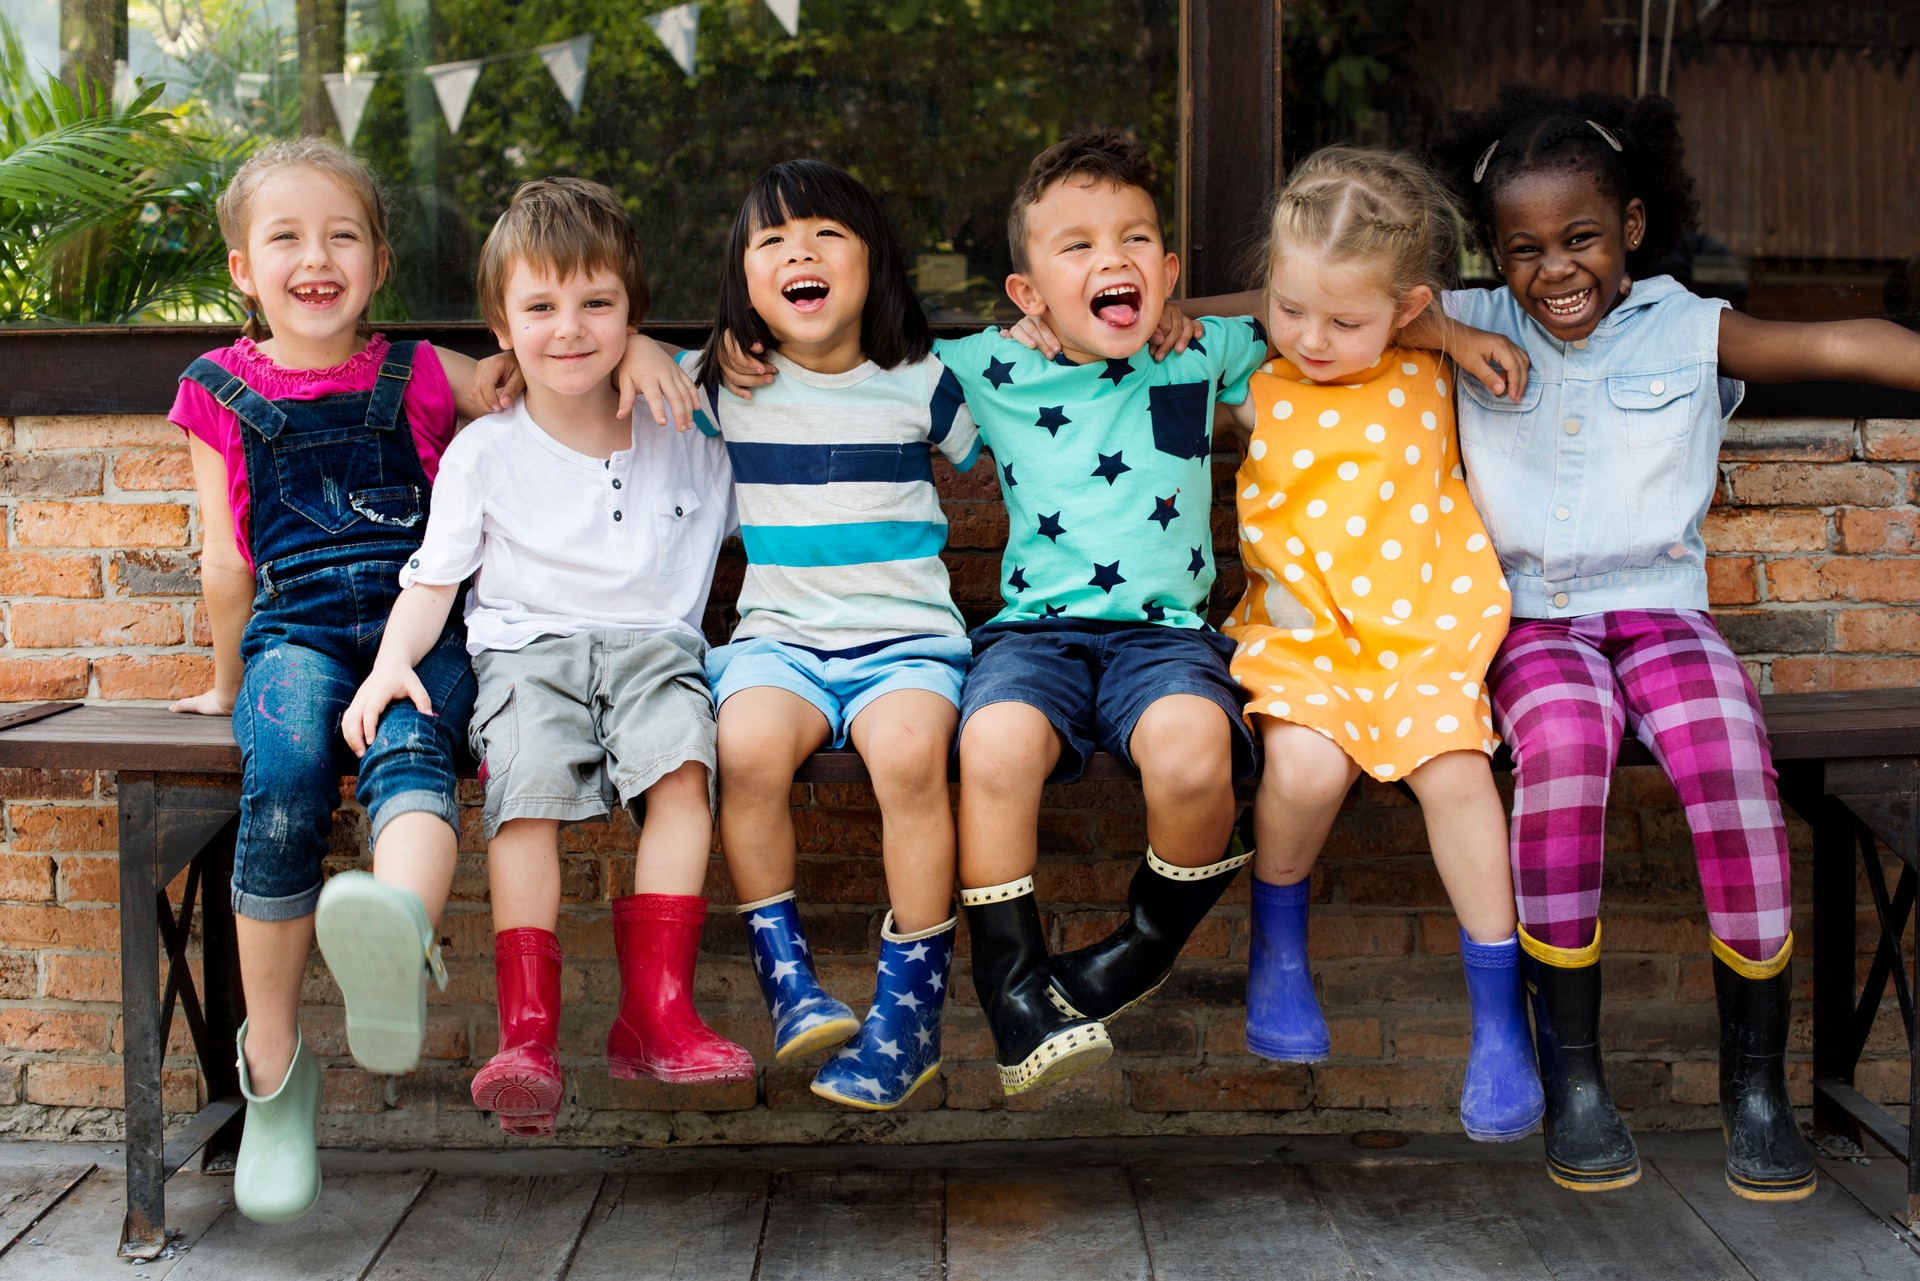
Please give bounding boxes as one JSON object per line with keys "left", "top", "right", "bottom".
{"left": 2, "top": 689, "right": 1917, "bottom": 1254}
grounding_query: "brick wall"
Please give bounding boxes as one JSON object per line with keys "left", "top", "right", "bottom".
{"left": 0, "top": 411, "right": 1911, "bottom": 1147}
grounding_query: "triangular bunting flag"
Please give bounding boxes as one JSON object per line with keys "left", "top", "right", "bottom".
{"left": 537, "top": 35, "right": 594, "bottom": 115}
{"left": 322, "top": 71, "right": 379, "bottom": 146}
{"left": 424, "top": 58, "right": 483, "bottom": 134}
{"left": 646, "top": 3, "right": 701, "bottom": 79}
{"left": 233, "top": 71, "right": 270, "bottom": 111}
{"left": 764, "top": 0, "right": 800, "bottom": 37}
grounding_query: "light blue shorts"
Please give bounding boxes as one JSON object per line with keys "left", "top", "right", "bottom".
{"left": 706, "top": 634, "right": 971, "bottom": 746}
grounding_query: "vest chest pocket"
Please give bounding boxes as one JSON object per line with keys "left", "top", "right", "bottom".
{"left": 1148, "top": 381, "right": 1211, "bottom": 460}
{"left": 1611, "top": 366, "right": 1701, "bottom": 450}
{"left": 1455, "top": 373, "right": 1542, "bottom": 461}
{"left": 654, "top": 488, "right": 704, "bottom": 574}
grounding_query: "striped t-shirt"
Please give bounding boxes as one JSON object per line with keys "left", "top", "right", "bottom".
{"left": 686, "top": 350, "right": 980, "bottom": 650}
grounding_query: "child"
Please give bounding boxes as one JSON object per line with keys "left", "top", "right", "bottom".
{"left": 1210, "top": 147, "right": 1542, "bottom": 1144}
{"left": 167, "top": 138, "right": 515, "bottom": 1222}
{"left": 342, "top": 177, "right": 750, "bottom": 1139}
{"left": 1432, "top": 84, "right": 1920, "bottom": 1198}
{"left": 681, "top": 160, "right": 978, "bottom": 1110}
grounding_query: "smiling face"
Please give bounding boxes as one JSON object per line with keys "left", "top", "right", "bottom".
{"left": 1489, "top": 167, "right": 1645, "bottom": 343}
{"left": 1266, "top": 255, "right": 1431, "bottom": 384}
{"left": 228, "top": 165, "right": 386, "bottom": 368}
{"left": 491, "top": 258, "right": 632, "bottom": 413}
{"left": 1005, "top": 178, "right": 1177, "bottom": 364}
{"left": 742, "top": 214, "right": 871, "bottom": 374}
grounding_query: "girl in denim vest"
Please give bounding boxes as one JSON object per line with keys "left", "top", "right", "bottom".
{"left": 1434, "top": 84, "right": 1920, "bottom": 1202}
{"left": 168, "top": 139, "right": 521, "bottom": 1224}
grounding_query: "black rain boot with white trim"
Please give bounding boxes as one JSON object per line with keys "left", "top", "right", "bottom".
{"left": 961, "top": 876, "right": 1111, "bottom": 1095}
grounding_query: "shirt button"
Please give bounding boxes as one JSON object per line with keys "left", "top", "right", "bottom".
{"left": 1649, "top": 379, "right": 1665, "bottom": 395}
{"left": 408, "top": 557, "right": 419, "bottom": 568}
{"left": 1555, "top": 506, "right": 1570, "bottom": 520}
{"left": 674, "top": 506, "right": 684, "bottom": 517}
{"left": 1571, "top": 339, "right": 1588, "bottom": 350}
{"left": 1552, "top": 591, "right": 1569, "bottom": 608}
{"left": 613, "top": 511, "right": 623, "bottom": 522}
{"left": 612, "top": 478, "right": 622, "bottom": 489}
{"left": 1564, "top": 419, "right": 1580, "bottom": 435}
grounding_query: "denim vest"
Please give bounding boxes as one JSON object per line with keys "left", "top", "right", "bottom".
{"left": 1445, "top": 278, "right": 1742, "bottom": 619}
{"left": 181, "top": 342, "right": 432, "bottom": 592}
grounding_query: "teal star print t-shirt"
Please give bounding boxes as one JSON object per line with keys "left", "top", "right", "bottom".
{"left": 934, "top": 314, "right": 1266, "bottom": 630}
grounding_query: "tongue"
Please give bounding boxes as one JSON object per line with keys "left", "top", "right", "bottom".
{"left": 1100, "top": 302, "right": 1139, "bottom": 328}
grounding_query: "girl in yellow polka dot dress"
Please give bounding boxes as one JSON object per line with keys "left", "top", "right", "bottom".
{"left": 1218, "top": 147, "right": 1545, "bottom": 1144}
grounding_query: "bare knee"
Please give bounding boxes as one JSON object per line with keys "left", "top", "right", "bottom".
{"left": 647, "top": 760, "right": 711, "bottom": 814}
{"left": 863, "top": 721, "right": 950, "bottom": 805}
{"left": 717, "top": 724, "right": 801, "bottom": 804}
{"left": 959, "top": 704, "right": 1057, "bottom": 797}
{"left": 1260, "top": 723, "right": 1359, "bottom": 814}
{"left": 1133, "top": 697, "right": 1234, "bottom": 803}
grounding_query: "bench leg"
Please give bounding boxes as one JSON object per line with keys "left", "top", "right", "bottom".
{"left": 116, "top": 775, "right": 169, "bottom": 1261}
{"left": 1809, "top": 788, "right": 1861, "bottom": 1145}
{"left": 198, "top": 816, "right": 245, "bottom": 1173}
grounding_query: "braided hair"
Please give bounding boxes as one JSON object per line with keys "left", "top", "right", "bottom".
{"left": 1430, "top": 84, "right": 1699, "bottom": 277}
{"left": 1255, "top": 146, "right": 1463, "bottom": 307}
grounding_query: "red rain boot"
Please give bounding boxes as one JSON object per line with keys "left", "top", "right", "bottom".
{"left": 606, "top": 894, "right": 755, "bottom": 1084}
{"left": 469, "top": 928, "right": 564, "bottom": 1136}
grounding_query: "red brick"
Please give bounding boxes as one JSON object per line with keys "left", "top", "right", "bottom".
{"left": 0, "top": 1008, "right": 111, "bottom": 1052}
{"left": 572, "top": 1072, "right": 758, "bottom": 1112}
{"left": 94, "top": 653, "right": 214, "bottom": 701}
{"left": 16, "top": 416, "right": 177, "bottom": 448}
{"left": 1308, "top": 914, "right": 1414, "bottom": 959}
{"left": 0, "top": 452, "right": 104, "bottom": 498}
{"left": 14, "top": 501, "right": 190, "bottom": 548}
{"left": 39, "top": 952, "right": 120, "bottom": 1002}
{"left": 319, "top": 1068, "right": 389, "bottom": 1114}
{"left": 0, "top": 551, "right": 102, "bottom": 598}
{"left": 1314, "top": 1063, "right": 1462, "bottom": 1109}
{"left": 1833, "top": 609, "right": 1920, "bottom": 654}
{"left": 1836, "top": 509, "right": 1920, "bottom": 555}
{"left": 7, "top": 804, "right": 115, "bottom": 852}
{"left": 0, "top": 904, "right": 120, "bottom": 950}
{"left": 1701, "top": 509, "right": 1827, "bottom": 553}
{"left": 0, "top": 951, "right": 35, "bottom": 998}
{"left": 0, "top": 853, "right": 56, "bottom": 901}
{"left": 112, "top": 447, "right": 194, "bottom": 492}
{"left": 1764, "top": 557, "right": 1920, "bottom": 604}
{"left": 9, "top": 601, "right": 184, "bottom": 647}
{"left": 0, "top": 768, "right": 97, "bottom": 801}
{"left": 25, "top": 1061, "right": 198, "bottom": 1111}
{"left": 110, "top": 549, "right": 202, "bottom": 595}
{"left": 1727, "top": 464, "right": 1898, "bottom": 508}
{"left": 1706, "top": 557, "right": 1758, "bottom": 605}
{"left": 1129, "top": 1065, "right": 1310, "bottom": 1111}
{"left": 57, "top": 856, "right": 119, "bottom": 903}
{"left": 1718, "top": 419, "right": 1855, "bottom": 462}
{"left": 1772, "top": 656, "right": 1920, "bottom": 693}
{"left": 1861, "top": 419, "right": 1920, "bottom": 461}
{"left": 191, "top": 601, "right": 212, "bottom": 646}
{"left": 0, "top": 656, "right": 90, "bottom": 700}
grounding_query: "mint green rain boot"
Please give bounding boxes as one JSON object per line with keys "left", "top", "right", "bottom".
{"left": 315, "top": 870, "right": 448, "bottom": 1074}
{"left": 233, "top": 1020, "right": 321, "bottom": 1224}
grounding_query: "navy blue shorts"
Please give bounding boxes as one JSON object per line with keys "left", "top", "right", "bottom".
{"left": 959, "top": 619, "right": 1258, "bottom": 784}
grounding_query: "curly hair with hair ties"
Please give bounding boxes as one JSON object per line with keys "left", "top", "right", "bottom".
{"left": 1254, "top": 145, "right": 1463, "bottom": 308}
{"left": 1429, "top": 83, "right": 1700, "bottom": 277}
{"left": 214, "top": 137, "right": 392, "bottom": 343}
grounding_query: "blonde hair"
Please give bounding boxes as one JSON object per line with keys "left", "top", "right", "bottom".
{"left": 215, "top": 138, "right": 391, "bottom": 343}
{"left": 475, "top": 177, "right": 649, "bottom": 335}
{"left": 1257, "top": 146, "right": 1461, "bottom": 313}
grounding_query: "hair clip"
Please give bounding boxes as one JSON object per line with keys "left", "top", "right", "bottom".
{"left": 1587, "top": 120, "right": 1623, "bottom": 151}
{"left": 1471, "top": 139, "right": 1500, "bottom": 184}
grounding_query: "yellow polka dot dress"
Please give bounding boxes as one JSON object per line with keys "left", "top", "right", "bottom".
{"left": 1224, "top": 348, "right": 1511, "bottom": 780}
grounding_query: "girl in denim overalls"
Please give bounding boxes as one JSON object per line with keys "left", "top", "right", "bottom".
{"left": 1435, "top": 85, "right": 1920, "bottom": 1202}
{"left": 170, "top": 139, "right": 508, "bottom": 1224}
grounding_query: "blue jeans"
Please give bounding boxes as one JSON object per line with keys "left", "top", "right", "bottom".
{"left": 232, "top": 555, "right": 474, "bottom": 921}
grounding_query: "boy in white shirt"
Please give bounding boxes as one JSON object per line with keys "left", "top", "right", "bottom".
{"left": 343, "top": 177, "right": 748, "bottom": 1138}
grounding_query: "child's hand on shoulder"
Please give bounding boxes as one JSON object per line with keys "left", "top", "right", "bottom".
{"left": 716, "top": 333, "right": 777, "bottom": 401}
{"left": 616, "top": 334, "right": 700, "bottom": 431}
{"left": 169, "top": 687, "right": 236, "bottom": 717}
{"left": 1446, "top": 325, "right": 1532, "bottom": 402}
{"left": 1148, "top": 303, "right": 1203, "bottom": 360}
{"left": 472, "top": 352, "right": 523, "bottom": 414}
{"left": 342, "top": 661, "right": 435, "bottom": 757}
{"left": 999, "top": 314, "right": 1063, "bottom": 359}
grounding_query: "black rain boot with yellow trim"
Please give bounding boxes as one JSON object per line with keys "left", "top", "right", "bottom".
{"left": 962, "top": 876, "right": 1111, "bottom": 1095}
{"left": 1713, "top": 932, "right": 1817, "bottom": 1201}
{"left": 1046, "top": 826, "right": 1250, "bottom": 1023}
{"left": 1521, "top": 924, "right": 1640, "bottom": 1191}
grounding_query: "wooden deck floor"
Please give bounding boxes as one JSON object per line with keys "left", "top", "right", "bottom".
{"left": 1, "top": 1131, "right": 1914, "bottom": 1280}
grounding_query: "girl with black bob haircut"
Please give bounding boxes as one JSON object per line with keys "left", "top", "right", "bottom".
{"left": 1427, "top": 83, "right": 1920, "bottom": 1205}
{"left": 694, "top": 158, "right": 931, "bottom": 387}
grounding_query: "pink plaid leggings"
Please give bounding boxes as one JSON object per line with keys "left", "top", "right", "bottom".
{"left": 1487, "top": 609, "right": 1790, "bottom": 962}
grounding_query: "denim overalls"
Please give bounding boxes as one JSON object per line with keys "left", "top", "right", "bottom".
{"left": 182, "top": 342, "right": 476, "bottom": 921}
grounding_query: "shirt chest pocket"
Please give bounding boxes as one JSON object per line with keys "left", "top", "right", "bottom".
{"left": 1610, "top": 366, "right": 1700, "bottom": 450}
{"left": 1454, "top": 375, "right": 1542, "bottom": 461}
{"left": 827, "top": 443, "right": 906, "bottom": 511}
{"left": 1149, "top": 381, "right": 1211, "bottom": 460}
{"left": 654, "top": 488, "right": 705, "bottom": 574}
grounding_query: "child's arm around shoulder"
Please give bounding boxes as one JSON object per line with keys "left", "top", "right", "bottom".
{"left": 1718, "top": 310, "right": 1920, "bottom": 389}
{"left": 170, "top": 436, "right": 251, "bottom": 715}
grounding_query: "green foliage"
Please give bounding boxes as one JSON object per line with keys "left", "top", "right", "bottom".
{"left": 0, "top": 17, "right": 250, "bottom": 324}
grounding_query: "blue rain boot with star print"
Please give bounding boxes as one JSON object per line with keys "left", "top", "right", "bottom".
{"left": 811, "top": 911, "right": 956, "bottom": 1110}
{"left": 739, "top": 891, "right": 860, "bottom": 1062}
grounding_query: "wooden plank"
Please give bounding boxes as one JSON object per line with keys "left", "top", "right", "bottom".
{"left": 756, "top": 1170, "right": 943, "bottom": 1281}
{"left": 1307, "top": 1163, "right": 1550, "bottom": 1281}
{"left": 366, "top": 1173, "right": 600, "bottom": 1281}
{"left": 565, "top": 1171, "right": 767, "bottom": 1281}
{"left": 1480, "top": 1159, "right": 1745, "bottom": 1281}
{"left": 1821, "top": 1148, "right": 1920, "bottom": 1249}
{"left": 0, "top": 1165, "right": 93, "bottom": 1260}
{"left": 946, "top": 1166, "right": 1147, "bottom": 1281}
{"left": 164, "top": 1170, "right": 427, "bottom": 1281}
{"left": 0, "top": 704, "right": 78, "bottom": 734}
{"left": 1133, "top": 1163, "right": 1359, "bottom": 1281}
{"left": 1655, "top": 1156, "right": 1917, "bottom": 1281}
{"left": 0, "top": 1166, "right": 229, "bottom": 1281}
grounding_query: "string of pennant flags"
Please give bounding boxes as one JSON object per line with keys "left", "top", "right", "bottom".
{"left": 263, "top": 0, "right": 804, "bottom": 146}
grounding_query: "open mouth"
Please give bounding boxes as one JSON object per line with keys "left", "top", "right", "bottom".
{"left": 1091, "top": 284, "right": 1141, "bottom": 328}
{"left": 1539, "top": 286, "right": 1594, "bottom": 322}
{"left": 781, "top": 277, "right": 830, "bottom": 313}
{"left": 290, "top": 282, "right": 343, "bottom": 307}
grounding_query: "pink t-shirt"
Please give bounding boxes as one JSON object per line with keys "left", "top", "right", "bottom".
{"left": 169, "top": 335, "right": 458, "bottom": 571}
